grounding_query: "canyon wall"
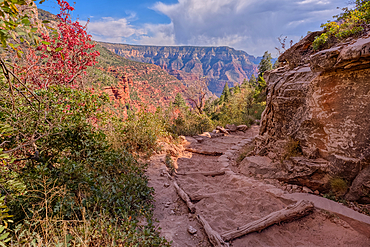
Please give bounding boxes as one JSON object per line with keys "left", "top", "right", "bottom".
{"left": 99, "top": 42, "right": 260, "bottom": 96}
{"left": 256, "top": 32, "right": 370, "bottom": 203}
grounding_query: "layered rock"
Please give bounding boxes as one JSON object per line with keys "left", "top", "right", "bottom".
{"left": 256, "top": 32, "right": 370, "bottom": 203}
{"left": 98, "top": 42, "right": 260, "bottom": 96}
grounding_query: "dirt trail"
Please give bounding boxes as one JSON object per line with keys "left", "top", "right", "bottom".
{"left": 147, "top": 126, "right": 370, "bottom": 246}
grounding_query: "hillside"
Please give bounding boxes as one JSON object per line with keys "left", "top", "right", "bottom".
{"left": 87, "top": 44, "right": 187, "bottom": 114}
{"left": 99, "top": 42, "right": 260, "bottom": 96}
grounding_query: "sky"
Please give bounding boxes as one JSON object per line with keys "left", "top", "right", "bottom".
{"left": 37, "top": 0, "right": 349, "bottom": 57}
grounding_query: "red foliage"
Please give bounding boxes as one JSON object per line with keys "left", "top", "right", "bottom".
{"left": 15, "top": 0, "right": 99, "bottom": 88}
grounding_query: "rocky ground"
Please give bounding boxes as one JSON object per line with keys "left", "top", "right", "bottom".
{"left": 147, "top": 125, "right": 370, "bottom": 246}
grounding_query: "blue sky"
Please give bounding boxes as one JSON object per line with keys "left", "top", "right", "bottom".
{"left": 37, "top": 0, "right": 349, "bottom": 56}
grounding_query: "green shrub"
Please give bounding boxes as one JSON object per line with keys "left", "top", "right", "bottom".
{"left": 0, "top": 85, "right": 169, "bottom": 245}
{"left": 109, "top": 109, "right": 172, "bottom": 155}
{"left": 0, "top": 196, "right": 12, "bottom": 247}
{"left": 282, "top": 137, "right": 303, "bottom": 160}
{"left": 170, "top": 108, "right": 214, "bottom": 136}
{"left": 330, "top": 177, "right": 349, "bottom": 196}
{"left": 208, "top": 84, "right": 266, "bottom": 128}
{"left": 313, "top": 0, "right": 370, "bottom": 50}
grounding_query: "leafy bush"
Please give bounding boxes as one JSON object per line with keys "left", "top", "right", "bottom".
{"left": 0, "top": 0, "right": 170, "bottom": 245}
{"left": 169, "top": 107, "right": 214, "bottom": 136}
{"left": 109, "top": 109, "right": 172, "bottom": 155}
{"left": 313, "top": 0, "right": 370, "bottom": 50}
{"left": 0, "top": 86, "right": 169, "bottom": 245}
{"left": 207, "top": 82, "right": 265, "bottom": 127}
{"left": 0, "top": 196, "right": 12, "bottom": 247}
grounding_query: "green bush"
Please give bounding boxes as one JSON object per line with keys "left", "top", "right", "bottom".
{"left": 112, "top": 109, "right": 172, "bottom": 155}
{"left": 169, "top": 108, "right": 214, "bottom": 136}
{"left": 313, "top": 0, "right": 370, "bottom": 50}
{"left": 0, "top": 85, "right": 169, "bottom": 245}
{"left": 207, "top": 83, "right": 265, "bottom": 127}
{"left": 330, "top": 177, "right": 349, "bottom": 197}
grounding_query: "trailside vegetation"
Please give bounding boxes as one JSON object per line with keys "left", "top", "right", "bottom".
{"left": 313, "top": 0, "right": 370, "bottom": 50}
{"left": 169, "top": 52, "right": 272, "bottom": 135}
{"left": 0, "top": 0, "right": 169, "bottom": 245}
{"left": 0, "top": 0, "right": 273, "bottom": 245}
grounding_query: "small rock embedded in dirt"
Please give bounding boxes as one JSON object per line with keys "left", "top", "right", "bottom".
{"left": 170, "top": 210, "right": 175, "bottom": 215}
{"left": 216, "top": 126, "right": 229, "bottom": 134}
{"left": 164, "top": 202, "right": 171, "bottom": 208}
{"left": 187, "top": 225, "right": 197, "bottom": 235}
{"left": 179, "top": 135, "right": 186, "bottom": 143}
{"left": 314, "top": 190, "right": 320, "bottom": 195}
{"left": 302, "top": 186, "right": 313, "bottom": 193}
{"left": 164, "top": 183, "right": 170, "bottom": 188}
{"left": 237, "top": 125, "right": 248, "bottom": 132}
{"left": 268, "top": 152, "right": 277, "bottom": 160}
{"left": 199, "top": 132, "right": 212, "bottom": 138}
{"left": 193, "top": 137, "right": 204, "bottom": 143}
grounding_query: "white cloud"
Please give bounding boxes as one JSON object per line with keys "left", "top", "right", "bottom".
{"left": 84, "top": 0, "right": 348, "bottom": 56}
{"left": 150, "top": 0, "right": 347, "bottom": 56}
{"left": 83, "top": 17, "right": 146, "bottom": 44}
{"left": 139, "top": 23, "right": 176, "bottom": 46}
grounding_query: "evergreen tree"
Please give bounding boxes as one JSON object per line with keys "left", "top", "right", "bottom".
{"left": 248, "top": 74, "right": 257, "bottom": 88}
{"left": 219, "top": 94, "right": 225, "bottom": 104}
{"left": 173, "top": 93, "right": 187, "bottom": 108}
{"left": 258, "top": 51, "right": 273, "bottom": 78}
{"left": 233, "top": 84, "right": 241, "bottom": 94}
{"left": 221, "top": 82, "right": 231, "bottom": 102}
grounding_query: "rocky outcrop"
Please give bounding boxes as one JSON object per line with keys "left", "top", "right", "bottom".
{"left": 256, "top": 32, "right": 370, "bottom": 203}
{"left": 98, "top": 42, "right": 260, "bottom": 96}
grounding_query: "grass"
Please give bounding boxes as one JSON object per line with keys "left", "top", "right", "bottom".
{"left": 282, "top": 137, "right": 303, "bottom": 160}
{"left": 236, "top": 144, "right": 255, "bottom": 164}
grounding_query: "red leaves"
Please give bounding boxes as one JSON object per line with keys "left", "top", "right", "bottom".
{"left": 14, "top": 0, "right": 99, "bottom": 89}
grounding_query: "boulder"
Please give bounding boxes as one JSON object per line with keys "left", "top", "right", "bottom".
{"left": 239, "top": 156, "right": 277, "bottom": 178}
{"left": 274, "top": 157, "right": 331, "bottom": 191}
{"left": 225, "top": 124, "right": 237, "bottom": 132}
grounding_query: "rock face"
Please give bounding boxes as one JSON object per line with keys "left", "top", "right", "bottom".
{"left": 256, "top": 32, "right": 370, "bottom": 203}
{"left": 98, "top": 42, "right": 260, "bottom": 96}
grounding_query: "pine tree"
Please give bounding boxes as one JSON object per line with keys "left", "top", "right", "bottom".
{"left": 173, "top": 93, "right": 187, "bottom": 108}
{"left": 233, "top": 84, "right": 241, "bottom": 94}
{"left": 221, "top": 82, "right": 231, "bottom": 102}
{"left": 248, "top": 74, "right": 257, "bottom": 88}
{"left": 258, "top": 51, "right": 273, "bottom": 78}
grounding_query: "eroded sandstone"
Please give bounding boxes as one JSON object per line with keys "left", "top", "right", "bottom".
{"left": 256, "top": 31, "right": 370, "bottom": 203}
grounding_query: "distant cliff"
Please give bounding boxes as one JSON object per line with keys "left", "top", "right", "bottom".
{"left": 99, "top": 42, "right": 260, "bottom": 96}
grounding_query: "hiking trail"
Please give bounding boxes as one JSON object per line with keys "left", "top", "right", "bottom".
{"left": 147, "top": 125, "right": 370, "bottom": 246}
